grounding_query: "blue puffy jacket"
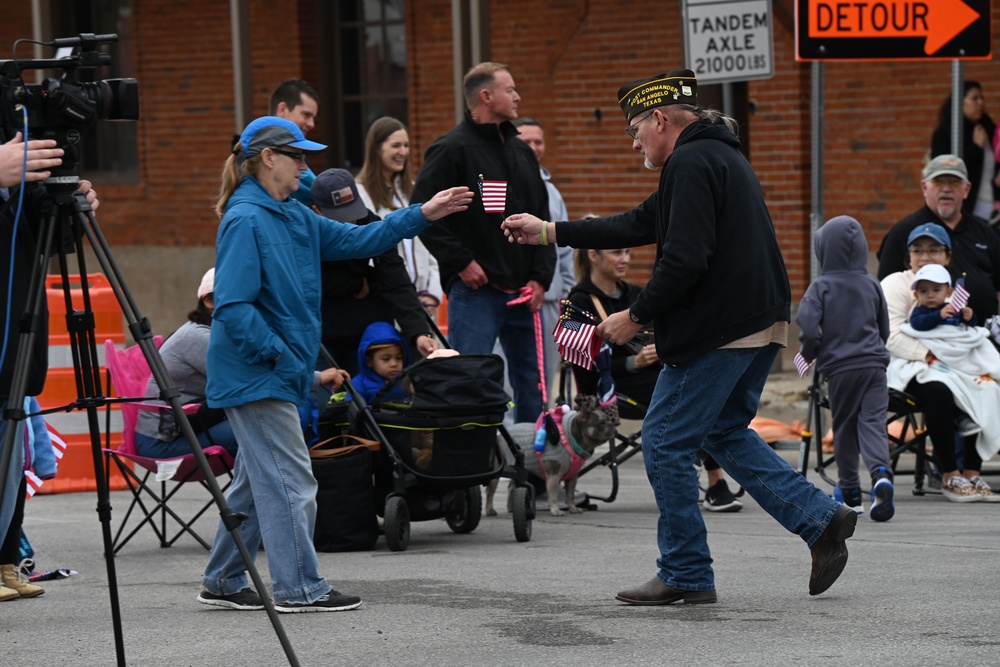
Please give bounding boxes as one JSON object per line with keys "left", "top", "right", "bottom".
{"left": 207, "top": 176, "right": 429, "bottom": 408}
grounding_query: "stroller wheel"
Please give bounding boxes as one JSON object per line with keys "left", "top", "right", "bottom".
{"left": 511, "top": 486, "right": 532, "bottom": 543}
{"left": 446, "top": 486, "right": 482, "bottom": 534}
{"left": 384, "top": 496, "right": 410, "bottom": 551}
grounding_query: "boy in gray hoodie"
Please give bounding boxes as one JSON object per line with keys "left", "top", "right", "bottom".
{"left": 796, "top": 215, "right": 894, "bottom": 522}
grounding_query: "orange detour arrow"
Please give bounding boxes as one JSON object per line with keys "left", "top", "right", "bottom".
{"left": 807, "top": 0, "right": 980, "bottom": 55}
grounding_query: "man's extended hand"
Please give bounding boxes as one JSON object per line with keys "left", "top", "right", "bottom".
{"left": 420, "top": 186, "right": 474, "bottom": 221}
{"left": 501, "top": 213, "right": 546, "bottom": 245}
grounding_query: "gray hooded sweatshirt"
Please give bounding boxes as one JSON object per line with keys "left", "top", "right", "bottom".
{"left": 796, "top": 215, "right": 890, "bottom": 376}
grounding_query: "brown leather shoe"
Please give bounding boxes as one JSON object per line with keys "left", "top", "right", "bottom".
{"left": 809, "top": 505, "right": 857, "bottom": 596}
{"left": 615, "top": 577, "right": 717, "bottom": 605}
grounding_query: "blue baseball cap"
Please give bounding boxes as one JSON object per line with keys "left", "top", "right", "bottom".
{"left": 238, "top": 116, "right": 326, "bottom": 158}
{"left": 906, "top": 222, "right": 951, "bottom": 250}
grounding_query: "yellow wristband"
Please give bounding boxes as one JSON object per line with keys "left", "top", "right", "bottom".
{"left": 539, "top": 221, "right": 549, "bottom": 246}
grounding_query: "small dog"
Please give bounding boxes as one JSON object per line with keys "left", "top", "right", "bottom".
{"left": 486, "top": 394, "right": 617, "bottom": 516}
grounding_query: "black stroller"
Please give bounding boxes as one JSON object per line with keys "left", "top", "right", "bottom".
{"left": 318, "top": 350, "right": 534, "bottom": 551}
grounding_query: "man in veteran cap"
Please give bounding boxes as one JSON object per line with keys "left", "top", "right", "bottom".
{"left": 877, "top": 154, "right": 1000, "bottom": 321}
{"left": 502, "top": 70, "right": 856, "bottom": 604}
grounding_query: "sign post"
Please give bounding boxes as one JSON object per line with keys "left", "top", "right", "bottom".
{"left": 684, "top": 0, "right": 775, "bottom": 84}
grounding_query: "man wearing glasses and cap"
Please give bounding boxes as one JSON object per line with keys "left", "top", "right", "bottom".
{"left": 502, "top": 70, "right": 855, "bottom": 605}
{"left": 877, "top": 154, "right": 1000, "bottom": 321}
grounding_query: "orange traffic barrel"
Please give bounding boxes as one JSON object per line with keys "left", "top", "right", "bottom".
{"left": 35, "top": 274, "right": 128, "bottom": 493}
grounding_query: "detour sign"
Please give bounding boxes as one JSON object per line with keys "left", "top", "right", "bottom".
{"left": 796, "top": 0, "right": 991, "bottom": 60}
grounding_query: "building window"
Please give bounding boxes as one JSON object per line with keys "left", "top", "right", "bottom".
{"left": 45, "top": 0, "right": 138, "bottom": 184}
{"left": 321, "top": 0, "right": 408, "bottom": 171}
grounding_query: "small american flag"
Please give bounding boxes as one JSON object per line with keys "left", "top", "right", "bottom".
{"left": 554, "top": 318, "right": 601, "bottom": 370}
{"left": 25, "top": 470, "right": 43, "bottom": 498}
{"left": 48, "top": 425, "right": 67, "bottom": 460}
{"left": 951, "top": 279, "right": 971, "bottom": 312}
{"left": 478, "top": 177, "right": 507, "bottom": 213}
{"left": 793, "top": 350, "right": 815, "bottom": 378}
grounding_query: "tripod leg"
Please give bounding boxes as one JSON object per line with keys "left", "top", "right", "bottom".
{"left": 67, "top": 196, "right": 300, "bottom": 666}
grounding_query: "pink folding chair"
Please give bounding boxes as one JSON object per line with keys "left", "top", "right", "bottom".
{"left": 102, "top": 338, "right": 234, "bottom": 553}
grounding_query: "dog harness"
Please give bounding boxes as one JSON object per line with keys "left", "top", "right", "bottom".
{"left": 534, "top": 406, "right": 591, "bottom": 482}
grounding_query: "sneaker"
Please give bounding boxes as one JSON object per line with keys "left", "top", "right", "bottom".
{"left": 968, "top": 476, "right": 1000, "bottom": 503}
{"left": 833, "top": 485, "right": 864, "bottom": 515}
{"left": 703, "top": 479, "right": 743, "bottom": 513}
{"left": 197, "top": 588, "right": 265, "bottom": 610}
{"left": 869, "top": 467, "right": 895, "bottom": 522}
{"left": 956, "top": 416, "right": 981, "bottom": 436}
{"left": 941, "top": 476, "right": 981, "bottom": 503}
{"left": 274, "top": 590, "right": 362, "bottom": 613}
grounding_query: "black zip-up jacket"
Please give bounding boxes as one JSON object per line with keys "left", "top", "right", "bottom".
{"left": 556, "top": 118, "right": 791, "bottom": 365}
{"left": 411, "top": 110, "right": 555, "bottom": 293}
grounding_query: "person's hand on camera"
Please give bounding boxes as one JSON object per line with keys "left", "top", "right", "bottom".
{"left": 0, "top": 132, "right": 63, "bottom": 187}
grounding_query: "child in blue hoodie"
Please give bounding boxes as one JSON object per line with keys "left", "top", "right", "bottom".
{"left": 354, "top": 322, "right": 412, "bottom": 406}
{"left": 796, "top": 215, "right": 894, "bottom": 522}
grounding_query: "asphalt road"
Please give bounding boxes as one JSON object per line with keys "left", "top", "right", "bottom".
{"left": 5, "top": 437, "right": 999, "bottom": 667}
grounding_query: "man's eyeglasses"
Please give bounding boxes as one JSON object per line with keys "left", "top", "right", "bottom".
{"left": 907, "top": 245, "right": 948, "bottom": 256}
{"left": 625, "top": 112, "right": 655, "bottom": 140}
{"left": 271, "top": 148, "right": 308, "bottom": 164}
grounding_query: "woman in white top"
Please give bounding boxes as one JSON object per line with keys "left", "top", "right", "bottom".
{"left": 356, "top": 117, "right": 443, "bottom": 301}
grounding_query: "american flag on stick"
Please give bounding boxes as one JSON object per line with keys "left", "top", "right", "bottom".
{"left": 793, "top": 350, "right": 815, "bottom": 378}
{"left": 951, "top": 277, "right": 971, "bottom": 312}
{"left": 478, "top": 176, "right": 507, "bottom": 213}
{"left": 553, "top": 318, "right": 601, "bottom": 370}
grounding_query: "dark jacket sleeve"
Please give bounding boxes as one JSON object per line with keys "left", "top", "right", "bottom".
{"left": 795, "top": 284, "right": 823, "bottom": 362}
{"left": 555, "top": 194, "right": 658, "bottom": 250}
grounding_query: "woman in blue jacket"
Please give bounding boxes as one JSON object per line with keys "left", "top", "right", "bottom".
{"left": 198, "top": 116, "right": 471, "bottom": 613}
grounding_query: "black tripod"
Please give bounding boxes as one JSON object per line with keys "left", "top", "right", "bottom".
{"left": 0, "top": 185, "right": 301, "bottom": 666}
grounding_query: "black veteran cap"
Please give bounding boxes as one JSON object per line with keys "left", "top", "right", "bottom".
{"left": 617, "top": 69, "right": 697, "bottom": 122}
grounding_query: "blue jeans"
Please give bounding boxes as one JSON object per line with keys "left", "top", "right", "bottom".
{"left": 201, "top": 399, "right": 330, "bottom": 604}
{"left": 135, "top": 420, "right": 239, "bottom": 458}
{"left": 447, "top": 281, "right": 543, "bottom": 423}
{"left": 642, "top": 344, "right": 839, "bottom": 591}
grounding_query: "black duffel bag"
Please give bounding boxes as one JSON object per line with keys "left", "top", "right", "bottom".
{"left": 372, "top": 353, "right": 509, "bottom": 416}
{"left": 310, "top": 436, "right": 381, "bottom": 552}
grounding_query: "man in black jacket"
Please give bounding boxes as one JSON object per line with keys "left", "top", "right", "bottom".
{"left": 877, "top": 154, "right": 1000, "bottom": 320}
{"left": 411, "top": 62, "right": 554, "bottom": 423}
{"left": 503, "top": 69, "right": 855, "bottom": 604}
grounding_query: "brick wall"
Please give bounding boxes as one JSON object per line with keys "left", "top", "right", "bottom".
{"left": 410, "top": 0, "right": 1000, "bottom": 298}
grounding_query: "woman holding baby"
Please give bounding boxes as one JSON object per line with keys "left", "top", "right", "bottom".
{"left": 881, "top": 222, "right": 1000, "bottom": 502}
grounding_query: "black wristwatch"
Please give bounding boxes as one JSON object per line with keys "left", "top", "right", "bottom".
{"left": 628, "top": 308, "right": 641, "bottom": 324}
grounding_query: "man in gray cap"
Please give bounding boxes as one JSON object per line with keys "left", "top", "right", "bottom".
{"left": 502, "top": 69, "right": 856, "bottom": 604}
{"left": 877, "top": 154, "right": 1000, "bottom": 320}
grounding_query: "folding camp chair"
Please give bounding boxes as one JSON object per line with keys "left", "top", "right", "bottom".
{"left": 797, "top": 370, "right": 936, "bottom": 495}
{"left": 102, "top": 338, "right": 235, "bottom": 553}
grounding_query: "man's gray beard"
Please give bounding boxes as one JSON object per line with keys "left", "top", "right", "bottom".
{"left": 644, "top": 157, "right": 657, "bottom": 170}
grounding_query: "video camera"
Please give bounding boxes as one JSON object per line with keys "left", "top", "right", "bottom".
{"left": 0, "top": 33, "right": 139, "bottom": 188}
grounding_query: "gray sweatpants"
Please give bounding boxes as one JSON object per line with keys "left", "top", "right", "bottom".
{"left": 827, "top": 366, "right": 891, "bottom": 490}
